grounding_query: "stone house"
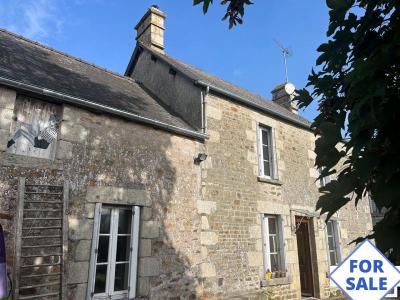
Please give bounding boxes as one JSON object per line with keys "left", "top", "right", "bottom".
{"left": 0, "top": 5, "right": 373, "bottom": 300}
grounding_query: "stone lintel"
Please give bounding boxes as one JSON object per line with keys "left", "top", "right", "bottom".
{"left": 86, "top": 186, "right": 151, "bottom": 207}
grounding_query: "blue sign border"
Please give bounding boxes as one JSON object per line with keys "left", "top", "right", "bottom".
{"left": 329, "top": 239, "right": 400, "bottom": 300}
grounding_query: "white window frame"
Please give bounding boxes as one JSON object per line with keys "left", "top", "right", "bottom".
{"left": 325, "top": 220, "right": 341, "bottom": 266}
{"left": 262, "top": 214, "right": 286, "bottom": 276}
{"left": 87, "top": 204, "right": 140, "bottom": 300}
{"left": 257, "top": 125, "right": 278, "bottom": 179}
{"left": 319, "top": 167, "right": 331, "bottom": 187}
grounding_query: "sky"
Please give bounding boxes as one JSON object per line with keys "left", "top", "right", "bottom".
{"left": 0, "top": 0, "right": 330, "bottom": 121}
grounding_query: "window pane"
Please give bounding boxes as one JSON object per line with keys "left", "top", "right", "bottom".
{"left": 100, "top": 208, "right": 111, "bottom": 234}
{"left": 114, "top": 263, "right": 129, "bottom": 291}
{"left": 328, "top": 236, "right": 335, "bottom": 250}
{"left": 330, "top": 251, "right": 337, "bottom": 266}
{"left": 263, "top": 145, "right": 270, "bottom": 162}
{"left": 118, "top": 209, "right": 132, "bottom": 234}
{"left": 268, "top": 218, "right": 277, "bottom": 234}
{"left": 270, "top": 254, "right": 280, "bottom": 271}
{"left": 97, "top": 236, "right": 109, "bottom": 263}
{"left": 327, "top": 221, "right": 333, "bottom": 236}
{"left": 325, "top": 175, "right": 331, "bottom": 184}
{"left": 269, "top": 235, "right": 277, "bottom": 253}
{"left": 116, "top": 236, "right": 131, "bottom": 262}
{"left": 94, "top": 264, "right": 107, "bottom": 294}
{"left": 262, "top": 130, "right": 269, "bottom": 145}
{"left": 263, "top": 161, "right": 271, "bottom": 176}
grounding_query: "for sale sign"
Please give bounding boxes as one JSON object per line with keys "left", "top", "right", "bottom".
{"left": 329, "top": 240, "right": 400, "bottom": 300}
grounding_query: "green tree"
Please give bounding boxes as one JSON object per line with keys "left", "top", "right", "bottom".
{"left": 297, "top": 0, "right": 400, "bottom": 261}
{"left": 195, "top": 0, "right": 400, "bottom": 260}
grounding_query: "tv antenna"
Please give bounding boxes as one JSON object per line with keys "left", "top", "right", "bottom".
{"left": 274, "top": 39, "right": 292, "bottom": 83}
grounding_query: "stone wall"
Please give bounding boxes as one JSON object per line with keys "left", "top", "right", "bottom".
{"left": 0, "top": 83, "right": 374, "bottom": 300}
{"left": 0, "top": 87, "right": 204, "bottom": 299}
{"left": 200, "top": 92, "right": 373, "bottom": 299}
{"left": 132, "top": 50, "right": 203, "bottom": 131}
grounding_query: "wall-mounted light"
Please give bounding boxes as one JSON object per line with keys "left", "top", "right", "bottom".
{"left": 194, "top": 153, "right": 208, "bottom": 164}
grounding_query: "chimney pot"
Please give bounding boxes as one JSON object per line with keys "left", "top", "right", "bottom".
{"left": 135, "top": 6, "right": 166, "bottom": 53}
{"left": 271, "top": 83, "right": 298, "bottom": 114}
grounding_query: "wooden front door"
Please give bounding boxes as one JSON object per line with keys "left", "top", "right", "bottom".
{"left": 295, "top": 217, "right": 314, "bottom": 297}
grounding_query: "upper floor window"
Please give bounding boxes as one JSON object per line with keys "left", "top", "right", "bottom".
{"left": 369, "top": 196, "right": 380, "bottom": 215}
{"left": 262, "top": 214, "right": 286, "bottom": 276}
{"left": 87, "top": 204, "right": 140, "bottom": 299}
{"left": 319, "top": 167, "right": 331, "bottom": 187}
{"left": 326, "top": 220, "right": 341, "bottom": 266}
{"left": 258, "top": 125, "right": 277, "bottom": 179}
{"left": 368, "top": 193, "right": 385, "bottom": 216}
{"left": 6, "top": 95, "right": 61, "bottom": 160}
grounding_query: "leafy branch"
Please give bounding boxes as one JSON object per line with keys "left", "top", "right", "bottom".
{"left": 193, "top": 0, "right": 253, "bottom": 28}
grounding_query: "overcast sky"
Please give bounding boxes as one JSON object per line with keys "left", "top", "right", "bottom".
{"left": 0, "top": 0, "right": 330, "bottom": 121}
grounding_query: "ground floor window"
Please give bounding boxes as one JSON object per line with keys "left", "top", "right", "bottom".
{"left": 87, "top": 204, "right": 140, "bottom": 299}
{"left": 326, "top": 220, "right": 341, "bottom": 266}
{"left": 262, "top": 214, "right": 286, "bottom": 277}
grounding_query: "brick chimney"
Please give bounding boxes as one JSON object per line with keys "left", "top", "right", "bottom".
{"left": 135, "top": 5, "right": 166, "bottom": 54}
{"left": 271, "top": 82, "right": 298, "bottom": 114}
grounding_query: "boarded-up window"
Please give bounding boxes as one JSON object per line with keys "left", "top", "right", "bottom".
{"left": 6, "top": 95, "right": 62, "bottom": 159}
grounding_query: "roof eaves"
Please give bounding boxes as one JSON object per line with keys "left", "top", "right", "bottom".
{"left": 194, "top": 80, "right": 311, "bottom": 131}
{"left": 0, "top": 75, "right": 208, "bottom": 141}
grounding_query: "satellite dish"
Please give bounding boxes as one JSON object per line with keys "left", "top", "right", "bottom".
{"left": 284, "top": 83, "right": 295, "bottom": 95}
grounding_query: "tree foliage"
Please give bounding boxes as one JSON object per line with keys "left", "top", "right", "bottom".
{"left": 296, "top": 0, "right": 400, "bottom": 261}
{"left": 193, "top": 0, "right": 253, "bottom": 28}
{"left": 194, "top": 0, "right": 400, "bottom": 260}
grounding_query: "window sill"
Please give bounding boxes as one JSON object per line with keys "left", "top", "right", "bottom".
{"left": 257, "top": 176, "right": 283, "bottom": 186}
{"left": 261, "top": 276, "right": 292, "bottom": 287}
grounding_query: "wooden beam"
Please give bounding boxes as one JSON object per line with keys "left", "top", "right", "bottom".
{"left": 61, "top": 181, "right": 69, "bottom": 300}
{"left": 0, "top": 212, "right": 12, "bottom": 220}
{"left": 14, "top": 177, "right": 25, "bottom": 300}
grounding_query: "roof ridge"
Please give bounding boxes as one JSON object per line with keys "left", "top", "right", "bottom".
{"left": 0, "top": 28, "right": 136, "bottom": 84}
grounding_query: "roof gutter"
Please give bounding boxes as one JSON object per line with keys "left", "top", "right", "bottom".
{"left": 194, "top": 80, "right": 311, "bottom": 131}
{"left": 0, "top": 76, "right": 208, "bottom": 141}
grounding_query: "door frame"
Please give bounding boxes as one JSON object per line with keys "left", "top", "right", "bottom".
{"left": 295, "top": 216, "right": 316, "bottom": 297}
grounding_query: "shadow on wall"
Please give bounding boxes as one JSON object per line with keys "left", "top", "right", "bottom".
{"left": 0, "top": 32, "right": 202, "bottom": 298}
{"left": 0, "top": 103, "right": 202, "bottom": 299}
{"left": 63, "top": 114, "right": 202, "bottom": 299}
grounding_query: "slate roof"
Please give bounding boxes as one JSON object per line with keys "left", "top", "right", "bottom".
{"left": 0, "top": 29, "right": 194, "bottom": 133}
{"left": 136, "top": 44, "right": 312, "bottom": 129}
